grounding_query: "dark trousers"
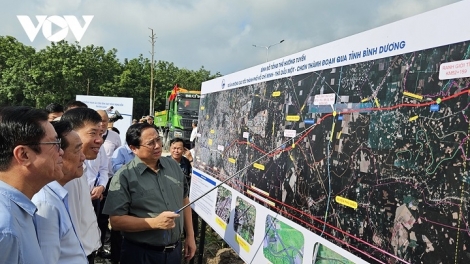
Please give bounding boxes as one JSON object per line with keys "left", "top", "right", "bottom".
{"left": 98, "top": 181, "right": 111, "bottom": 245}
{"left": 92, "top": 198, "right": 100, "bottom": 218}
{"left": 120, "top": 239, "right": 182, "bottom": 264}
{"left": 100, "top": 180, "right": 123, "bottom": 261}
{"left": 193, "top": 211, "right": 199, "bottom": 238}
{"left": 87, "top": 253, "right": 95, "bottom": 264}
{"left": 110, "top": 229, "right": 123, "bottom": 262}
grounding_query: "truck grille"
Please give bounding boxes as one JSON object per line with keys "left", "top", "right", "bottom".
{"left": 182, "top": 130, "right": 192, "bottom": 139}
{"left": 180, "top": 118, "right": 195, "bottom": 129}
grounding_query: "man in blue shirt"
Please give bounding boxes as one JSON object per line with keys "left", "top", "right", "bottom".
{"left": 32, "top": 120, "right": 88, "bottom": 263}
{"left": 0, "top": 106, "right": 64, "bottom": 264}
{"left": 112, "top": 144, "right": 135, "bottom": 174}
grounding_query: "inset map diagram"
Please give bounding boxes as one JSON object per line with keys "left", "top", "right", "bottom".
{"left": 313, "top": 243, "right": 355, "bottom": 264}
{"left": 263, "top": 215, "right": 304, "bottom": 264}
{"left": 196, "top": 41, "right": 470, "bottom": 263}
{"left": 215, "top": 185, "right": 232, "bottom": 223}
{"left": 234, "top": 197, "right": 257, "bottom": 245}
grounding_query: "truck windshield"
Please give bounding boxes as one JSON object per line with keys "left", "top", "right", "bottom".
{"left": 178, "top": 98, "right": 199, "bottom": 111}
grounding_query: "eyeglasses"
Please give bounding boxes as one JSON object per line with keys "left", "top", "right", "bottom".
{"left": 140, "top": 136, "right": 163, "bottom": 149}
{"left": 25, "top": 138, "right": 62, "bottom": 152}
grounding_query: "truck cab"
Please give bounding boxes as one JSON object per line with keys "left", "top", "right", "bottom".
{"left": 155, "top": 88, "right": 200, "bottom": 149}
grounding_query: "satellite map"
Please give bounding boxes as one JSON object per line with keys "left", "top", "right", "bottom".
{"left": 233, "top": 197, "right": 257, "bottom": 245}
{"left": 313, "top": 242, "right": 355, "bottom": 264}
{"left": 215, "top": 186, "right": 232, "bottom": 224}
{"left": 196, "top": 41, "right": 470, "bottom": 263}
{"left": 264, "top": 215, "right": 304, "bottom": 264}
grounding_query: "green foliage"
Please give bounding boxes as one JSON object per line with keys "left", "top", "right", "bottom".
{"left": 0, "top": 36, "right": 36, "bottom": 106}
{"left": 0, "top": 35, "right": 222, "bottom": 117}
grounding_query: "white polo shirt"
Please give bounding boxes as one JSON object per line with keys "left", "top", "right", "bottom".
{"left": 64, "top": 164, "right": 101, "bottom": 255}
{"left": 85, "top": 146, "right": 108, "bottom": 191}
{"left": 102, "top": 130, "right": 122, "bottom": 178}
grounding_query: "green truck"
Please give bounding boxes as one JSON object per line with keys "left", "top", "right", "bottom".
{"left": 154, "top": 88, "right": 200, "bottom": 149}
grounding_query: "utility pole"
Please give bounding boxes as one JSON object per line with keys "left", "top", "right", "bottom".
{"left": 149, "top": 28, "right": 157, "bottom": 116}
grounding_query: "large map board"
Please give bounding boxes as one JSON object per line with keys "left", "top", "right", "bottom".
{"left": 191, "top": 2, "right": 470, "bottom": 263}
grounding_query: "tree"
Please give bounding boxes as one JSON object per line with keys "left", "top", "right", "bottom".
{"left": 153, "top": 60, "right": 179, "bottom": 111}
{"left": 0, "top": 36, "right": 36, "bottom": 106}
{"left": 80, "top": 45, "right": 122, "bottom": 97}
{"left": 25, "top": 41, "right": 122, "bottom": 108}
{"left": 152, "top": 63, "right": 223, "bottom": 112}
{"left": 0, "top": 35, "right": 224, "bottom": 118}
{"left": 116, "top": 55, "right": 152, "bottom": 118}
{"left": 175, "top": 66, "right": 222, "bottom": 91}
{"left": 27, "top": 41, "right": 82, "bottom": 107}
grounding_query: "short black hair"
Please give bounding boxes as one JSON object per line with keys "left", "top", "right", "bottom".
{"left": 50, "top": 120, "right": 73, "bottom": 150}
{"left": 45, "top": 103, "right": 64, "bottom": 113}
{"left": 192, "top": 120, "right": 198, "bottom": 126}
{"left": 64, "top": 100, "right": 88, "bottom": 112}
{"left": 110, "top": 127, "right": 120, "bottom": 134}
{"left": 0, "top": 106, "right": 48, "bottom": 171}
{"left": 126, "top": 123, "right": 156, "bottom": 147}
{"left": 170, "top": 137, "right": 184, "bottom": 146}
{"left": 61, "top": 108, "right": 102, "bottom": 130}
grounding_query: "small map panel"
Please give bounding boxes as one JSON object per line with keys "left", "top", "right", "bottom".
{"left": 264, "top": 215, "right": 304, "bottom": 264}
{"left": 215, "top": 186, "right": 232, "bottom": 223}
{"left": 233, "top": 197, "right": 257, "bottom": 245}
{"left": 313, "top": 243, "right": 355, "bottom": 264}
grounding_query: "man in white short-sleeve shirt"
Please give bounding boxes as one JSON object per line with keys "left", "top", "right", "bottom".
{"left": 62, "top": 108, "right": 103, "bottom": 263}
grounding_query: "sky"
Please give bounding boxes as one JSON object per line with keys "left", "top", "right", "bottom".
{"left": 0, "top": 0, "right": 462, "bottom": 75}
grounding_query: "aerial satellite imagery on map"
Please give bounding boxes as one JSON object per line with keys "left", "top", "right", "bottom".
{"left": 195, "top": 40, "right": 470, "bottom": 263}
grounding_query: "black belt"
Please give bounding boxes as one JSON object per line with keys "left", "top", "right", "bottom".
{"left": 124, "top": 238, "right": 179, "bottom": 252}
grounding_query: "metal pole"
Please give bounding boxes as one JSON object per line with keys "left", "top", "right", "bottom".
{"left": 265, "top": 46, "right": 269, "bottom": 62}
{"left": 197, "top": 220, "right": 207, "bottom": 264}
{"left": 252, "top": 39, "right": 285, "bottom": 63}
{"left": 149, "top": 28, "right": 156, "bottom": 116}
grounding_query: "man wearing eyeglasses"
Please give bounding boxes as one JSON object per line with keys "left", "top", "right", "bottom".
{"left": 103, "top": 123, "right": 196, "bottom": 264}
{"left": 32, "top": 120, "right": 88, "bottom": 263}
{"left": 0, "top": 106, "right": 64, "bottom": 264}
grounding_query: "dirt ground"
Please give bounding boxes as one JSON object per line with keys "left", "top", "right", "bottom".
{"left": 186, "top": 225, "right": 245, "bottom": 264}
{"left": 95, "top": 222, "right": 244, "bottom": 264}
{"left": 205, "top": 248, "right": 245, "bottom": 264}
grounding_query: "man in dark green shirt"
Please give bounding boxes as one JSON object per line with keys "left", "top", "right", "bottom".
{"left": 103, "top": 123, "right": 196, "bottom": 263}
{"left": 168, "top": 137, "right": 199, "bottom": 238}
